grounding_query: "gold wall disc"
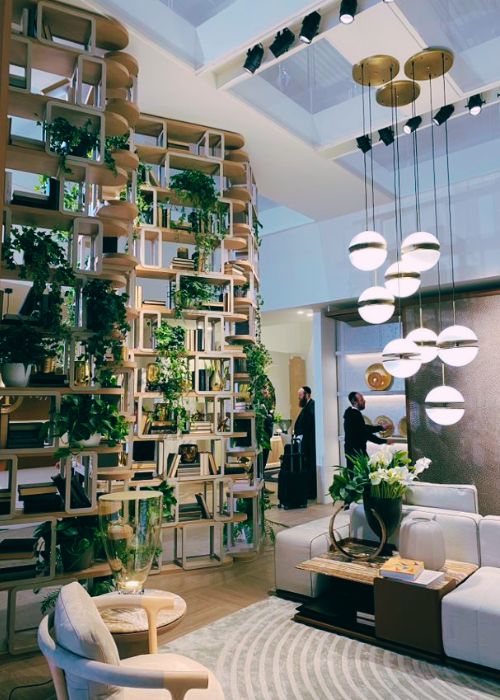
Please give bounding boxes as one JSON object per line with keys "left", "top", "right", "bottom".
{"left": 376, "top": 80, "right": 420, "bottom": 107}
{"left": 352, "top": 55, "right": 400, "bottom": 86}
{"left": 404, "top": 48, "right": 454, "bottom": 80}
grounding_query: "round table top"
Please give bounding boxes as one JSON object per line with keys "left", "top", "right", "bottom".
{"left": 99, "top": 589, "right": 186, "bottom": 634}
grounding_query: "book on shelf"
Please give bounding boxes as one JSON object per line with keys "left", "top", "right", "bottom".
{"left": 0, "top": 561, "right": 38, "bottom": 581}
{"left": 0, "top": 537, "right": 36, "bottom": 560}
{"left": 195, "top": 493, "right": 211, "bottom": 519}
{"left": 23, "top": 492, "right": 64, "bottom": 514}
{"left": 379, "top": 557, "right": 425, "bottom": 582}
{"left": 356, "top": 611, "right": 375, "bottom": 628}
{"left": 18, "top": 483, "right": 58, "bottom": 499}
{"left": 131, "top": 470, "right": 156, "bottom": 481}
{"left": 52, "top": 473, "right": 92, "bottom": 509}
{"left": 143, "top": 299, "right": 167, "bottom": 308}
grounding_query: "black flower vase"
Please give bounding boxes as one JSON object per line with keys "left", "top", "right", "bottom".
{"left": 363, "top": 489, "right": 402, "bottom": 540}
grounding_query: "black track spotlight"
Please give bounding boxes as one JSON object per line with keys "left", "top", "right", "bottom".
{"left": 243, "top": 44, "right": 264, "bottom": 74}
{"left": 269, "top": 28, "right": 295, "bottom": 58}
{"left": 299, "top": 11, "right": 321, "bottom": 44}
{"left": 356, "top": 135, "right": 372, "bottom": 153}
{"left": 467, "top": 93, "right": 484, "bottom": 116}
{"left": 403, "top": 116, "right": 422, "bottom": 134}
{"left": 378, "top": 127, "right": 394, "bottom": 146}
{"left": 339, "top": 0, "right": 357, "bottom": 24}
{"left": 432, "top": 104, "right": 454, "bottom": 126}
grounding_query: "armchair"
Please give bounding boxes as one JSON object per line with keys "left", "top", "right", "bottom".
{"left": 38, "top": 581, "right": 224, "bottom": 700}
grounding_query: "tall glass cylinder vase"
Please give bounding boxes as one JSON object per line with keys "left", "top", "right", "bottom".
{"left": 99, "top": 491, "right": 163, "bottom": 594}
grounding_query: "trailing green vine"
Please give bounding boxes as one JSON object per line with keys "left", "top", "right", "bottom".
{"left": 41, "top": 116, "right": 101, "bottom": 174}
{"left": 82, "top": 279, "right": 130, "bottom": 368}
{"left": 173, "top": 276, "right": 219, "bottom": 318}
{"left": 149, "top": 323, "right": 190, "bottom": 432}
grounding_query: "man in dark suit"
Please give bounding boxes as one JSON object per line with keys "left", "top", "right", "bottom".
{"left": 344, "top": 391, "right": 389, "bottom": 470}
{"left": 294, "top": 386, "right": 317, "bottom": 499}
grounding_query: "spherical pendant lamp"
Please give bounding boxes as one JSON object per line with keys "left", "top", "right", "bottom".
{"left": 401, "top": 231, "right": 441, "bottom": 272}
{"left": 437, "top": 325, "right": 479, "bottom": 367}
{"left": 384, "top": 261, "right": 421, "bottom": 297}
{"left": 348, "top": 231, "right": 388, "bottom": 271}
{"left": 382, "top": 338, "right": 422, "bottom": 378}
{"left": 406, "top": 327, "right": 438, "bottom": 363}
{"left": 358, "top": 286, "right": 395, "bottom": 324}
{"left": 425, "top": 385, "right": 465, "bottom": 425}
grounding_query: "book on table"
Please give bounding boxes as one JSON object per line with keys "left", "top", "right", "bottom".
{"left": 379, "top": 556, "right": 424, "bottom": 581}
{"left": 409, "top": 569, "right": 445, "bottom": 587}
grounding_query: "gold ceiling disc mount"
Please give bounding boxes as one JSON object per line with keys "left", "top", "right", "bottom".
{"left": 352, "top": 55, "right": 400, "bottom": 86}
{"left": 404, "top": 48, "right": 454, "bottom": 81}
{"left": 376, "top": 80, "right": 421, "bottom": 107}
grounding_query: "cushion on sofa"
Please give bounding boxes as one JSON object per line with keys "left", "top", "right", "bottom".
{"left": 405, "top": 482, "right": 478, "bottom": 513}
{"left": 442, "top": 567, "right": 500, "bottom": 670}
{"left": 275, "top": 513, "right": 349, "bottom": 597}
{"left": 54, "top": 582, "right": 124, "bottom": 700}
{"left": 479, "top": 516, "right": 500, "bottom": 567}
{"left": 350, "top": 504, "right": 481, "bottom": 565}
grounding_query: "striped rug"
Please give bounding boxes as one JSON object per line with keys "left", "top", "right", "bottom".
{"left": 162, "top": 596, "right": 500, "bottom": 700}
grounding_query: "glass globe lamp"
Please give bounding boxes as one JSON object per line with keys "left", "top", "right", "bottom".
{"left": 437, "top": 325, "right": 479, "bottom": 367}
{"left": 348, "top": 231, "right": 387, "bottom": 271}
{"left": 401, "top": 232, "right": 441, "bottom": 272}
{"left": 358, "top": 286, "right": 395, "bottom": 324}
{"left": 382, "top": 338, "right": 422, "bottom": 378}
{"left": 406, "top": 327, "right": 438, "bottom": 363}
{"left": 384, "top": 261, "right": 421, "bottom": 297}
{"left": 425, "top": 385, "right": 465, "bottom": 425}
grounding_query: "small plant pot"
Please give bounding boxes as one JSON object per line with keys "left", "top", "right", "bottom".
{"left": 81, "top": 433, "right": 102, "bottom": 447}
{"left": 61, "top": 544, "right": 94, "bottom": 572}
{"left": 0, "top": 363, "right": 32, "bottom": 387}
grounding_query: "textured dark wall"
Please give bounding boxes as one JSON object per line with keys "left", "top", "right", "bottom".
{"left": 405, "top": 294, "right": 500, "bottom": 516}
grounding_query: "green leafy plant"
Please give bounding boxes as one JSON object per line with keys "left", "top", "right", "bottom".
{"left": 38, "top": 575, "right": 115, "bottom": 615}
{"left": 49, "top": 394, "right": 128, "bottom": 458}
{"left": 244, "top": 341, "right": 273, "bottom": 449}
{"left": 173, "top": 276, "right": 218, "bottom": 318}
{"left": 104, "top": 133, "right": 130, "bottom": 175}
{"left": 149, "top": 323, "right": 190, "bottom": 432}
{"left": 144, "top": 480, "right": 177, "bottom": 521}
{"left": 0, "top": 324, "right": 50, "bottom": 367}
{"left": 34, "top": 516, "right": 100, "bottom": 574}
{"left": 253, "top": 216, "right": 263, "bottom": 247}
{"left": 41, "top": 116, "right": 100, "bottom": 174}
{"left": 82, "top": 279, "right": 130, "bottom": 368}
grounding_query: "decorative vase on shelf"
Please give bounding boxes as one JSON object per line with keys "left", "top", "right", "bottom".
{"left": 398, "top": 512, "right": 446, "bottom": 570}
{"left": 0, "top": 363, "right": 32, "bottom": 387}
{"left": 210, "top": 364, "right": 224, "bottom": 391}
{"left": 363, "top": 490, "right": 403, "bottom": 540}
{"left": 99, "top": 490, "right": 163, "bottom": 594}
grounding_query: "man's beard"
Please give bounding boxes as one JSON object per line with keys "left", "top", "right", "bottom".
{"left": 299, "top": 397, "right": 307, "bottom": 408}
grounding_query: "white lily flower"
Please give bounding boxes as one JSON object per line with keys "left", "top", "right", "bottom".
{"left": 369, "top": 471, "right": 382, "bottom": 486}
{"left": 414, "top": 457, "right": 431, "bottom": 474}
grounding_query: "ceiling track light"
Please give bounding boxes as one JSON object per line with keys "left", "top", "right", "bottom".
{"left": 403, "top": 116, "right": 422, "bottom": 134}
{"left": 378, "top": 127, "right": 394, "bottom": 146}
{"left": 356, "top": 134, "right": 371, "bottom": 153}
{"left": 299, "top": 11, "right": 321, "bottom": 44}
{"left": 432, "top": 104, "right": 454, "bottom": 125}
{"left": 339, "top": 0, "right": 357, "bottom": 24}
{"left": 467, "top": 93, "right": 484, "bottom": 116}
{"left": 243, "top": 43, "right": 264, "bottom": 74}
{"left": 269, "top": 27, "right": 295, "bottom": 58}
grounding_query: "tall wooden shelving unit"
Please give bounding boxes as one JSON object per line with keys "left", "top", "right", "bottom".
{"left": 0, "top": 0, "right": 263, "bottom": 654}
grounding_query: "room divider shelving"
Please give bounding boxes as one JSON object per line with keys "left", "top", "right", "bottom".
{"left": 0, "top": 0, "right": 262, "bottom": 654}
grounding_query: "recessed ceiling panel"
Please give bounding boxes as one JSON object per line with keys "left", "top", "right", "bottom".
{"left": 397, "top": 0, "right": 500, "bottom": 91}
{"left": 159, "top": 0, "right": 237, "bottom": 27}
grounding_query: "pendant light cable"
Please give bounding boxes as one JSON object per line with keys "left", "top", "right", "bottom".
{"left": 389, "top": 73, "right": 403, "bottom": 332}
{"left": 361, "top": 65, "right": 369, "bottom": 232}
{"left": 442, "top": 53, "right": 457, "bottom": 325}
{"left": 429, "top": 72, "right": 443, "bottom": 333}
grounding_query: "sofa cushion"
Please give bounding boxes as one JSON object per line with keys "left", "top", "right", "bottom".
{"left": 442, "top": 567, "right": 500, "bottom": 669}
{"left": 275, "top": 514, "right": 349, "bottom": 597}
{"left": 54, "top": 582, "right": 124, "bottom": 700}
{"left": 405, "top": 482, "right": 478, "bottom": 513}
{"left": 479, "top": 516, "right": 500, "bottom": 567}
{"left": 350, "top": 504, "right": 481, "bottom": 565}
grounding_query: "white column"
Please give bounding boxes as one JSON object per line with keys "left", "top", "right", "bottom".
{"left": 311, "top": 311, "right": 339, "bottom": 504}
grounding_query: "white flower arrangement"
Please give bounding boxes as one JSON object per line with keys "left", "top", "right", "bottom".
{"left": 367, "top": 447, "right": 431, "bottom": 498}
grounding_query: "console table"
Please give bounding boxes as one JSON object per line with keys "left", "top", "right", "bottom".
{"left": 295, "top": 549, "right": 477, "bottom": 660}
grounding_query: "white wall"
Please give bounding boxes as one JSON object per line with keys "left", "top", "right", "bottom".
{"left": 268, "top": 351, "right": 290, "bottom": 420}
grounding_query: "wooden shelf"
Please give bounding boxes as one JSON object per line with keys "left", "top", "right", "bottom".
{"left": 107, "top": 98, "right": 140, "bottom": 128}
{"left": 103, "top": 252, "right": 139, "bottom": 271}
{"left": 225, "top": 335, "right": 256, "bottom": 345}
{"left": 110, "top": 149, "right": 139, "bottom": 171}
{"left": 97, "top": 200, "right": 138, "bottom": 221}
{"left": 136, "top": 265, "right": 245, "bottom": 285}
{"left": 95, "top": 16, "right": 129, "bottom": 51}
{"left": 6, "top": 203, "right": 76, "bottom": 230}
{"left": 105, "top": 58, "right": 131, "bottom": 89}
{"left": 105, "top": 109, "right": 129, "bottom": 137}
{"left": 0, "top": 386, "right": 123, "bottom": 396}
{"left": 106, "top": 51, "right": 139, "bottom": 77}
{"left": 135, "top": 144, "right": 165, "bottom": 165}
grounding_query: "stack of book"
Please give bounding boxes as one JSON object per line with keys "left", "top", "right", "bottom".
{"left": 7, "top": 421, "right": 46, "bottom": 449}
{"left": 356, "top": 611, "right": 375, "bottom": 628}
{"left": 190, "top": 421, "right": 212, "bottom": 435}
{"left": 178, "top": 493, "right": 211, "bottom": 521}
{"left": 380, "top": 556, "right": 445, "bottom": 587}
{"left": 0, "top": 489, "right": 11, "bottom": 515}
{"left": 0, "top": 537, "right": 38, "bottom": 582}
{"left": 18, "top": 482, "right": 64, "bottom": 514}
{"left": 185, "top": 328, "right": 204, "bottom": 352}
{"left": 167, "top": 452, "right": 217, "bottom": 478}
{"left": 171, "top": 257, "right": 195, "bottom": 271}
{"left": 234, "top": 401, "right": 247, "bottom": 412}
{"left": 144, "top": 299, "right": 167, "bottom": 310}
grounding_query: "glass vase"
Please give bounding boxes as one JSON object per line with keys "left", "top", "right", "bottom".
{"left": 99, "top": 491, "right": 163, "bottom": 594}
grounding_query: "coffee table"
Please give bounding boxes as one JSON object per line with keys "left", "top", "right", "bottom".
{"left": 295, "top": 548, "right": 477, "bottom": 659}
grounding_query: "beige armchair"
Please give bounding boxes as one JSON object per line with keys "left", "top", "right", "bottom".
{"left": 38, "top": 581, "right": 224, "bottom": 700}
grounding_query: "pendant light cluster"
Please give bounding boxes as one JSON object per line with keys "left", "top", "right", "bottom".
{"left": 348, "top": 48, "right": 479, "bottom": 426}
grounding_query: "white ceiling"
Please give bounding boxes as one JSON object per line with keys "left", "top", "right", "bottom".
{"left": 79, "top": 0, "right": 500, "bottom": 225}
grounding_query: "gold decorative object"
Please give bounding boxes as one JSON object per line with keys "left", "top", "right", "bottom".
{"left": 399, "top": 416, "right": 408, "bottom": 438}
{"left": 209, "top": 363, "right": 224, "bottom": 391}
{"left": 146, "top": 362, "right": 159, "bottom": 385}
{"left": 352, "top": 55, "right": 400, "bottom": 86}
{"left": 74, "top": 359, "right": 90, "bottom": 386}
{"left": 177, "top": 247, "right": 189, "bottom": 259}
{"left": 365, "top": 362, "right": 393, "bottom": 391}
{"left": 375, "top": 415, "right": 394, "bottom": 438}
{"left": 179, "top": 444, "right": 198, "bottom": 463}
{"left": 404, "top": 47, "right": 454, "bottom": 81}
{"left": 329, "top": 501, "right": 387, "bottom": 561}
{"left": 376, "top": 80, "right": 420, "bottom": 107}
{"left": 42, "top": 357, "right": 57, "bottom": 374}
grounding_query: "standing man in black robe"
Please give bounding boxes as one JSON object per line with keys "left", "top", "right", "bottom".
{"left": 344, "top": 391, "right": 390, "bottom": 471}
{"left": 294, "top": 386, "right": 317, "bottom": 500}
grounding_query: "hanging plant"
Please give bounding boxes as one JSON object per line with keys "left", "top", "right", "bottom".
{"left": 173, "top": 276, "right": 218, "bottom": 318}
{"left": 149, "top": 323, "right": 190, "bottom": 432}
{"left": 82, "top": 279, "right": 130, "bottom": 368}
{"left": 104, "top": 133, "right": 130, "bottom": 176}
{"left": 253, "top": 216, "right": 263, "bottom": 247}
{"left": 41, "top": 116, "right": 100, "bottom": 174}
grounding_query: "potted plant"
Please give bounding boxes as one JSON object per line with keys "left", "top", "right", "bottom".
{"left": 82, "top": 279, "right": 130, "bottom": 369}
{"left": 173, "top": 276, "right": 217, "bottom": 318}
{"left": 0, "top": 325, "right": 48, "bottom": 386}
{"left": 104, "top": 133, "right": 130, "bottom": 175}
{"left": 34, "top": 516, "right": 99, "bottom": 573}
{"left": 329, "top": 446, "right": 432, "bottom": 540}
{"left": 42, "top": 116, "right": 101, "bottom": 173}
{"left": 50, "top": 394, "right": 128, "bottom": 458}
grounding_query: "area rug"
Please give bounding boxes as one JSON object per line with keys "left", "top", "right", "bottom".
{"left": 162, "top": 596, "right": 500, "bottom": 700}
